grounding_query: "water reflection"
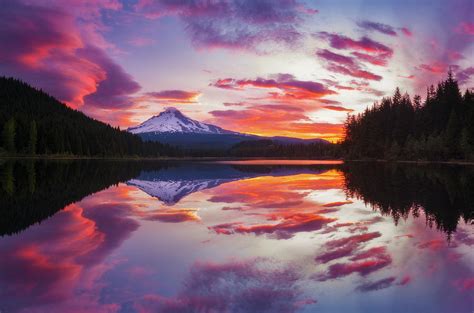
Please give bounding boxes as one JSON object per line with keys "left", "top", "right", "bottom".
{"left": 0, "top": 160, "right": 472, "bottom": 313}
{"left": 343, "top": 162, "right": 474, "bottom": 235}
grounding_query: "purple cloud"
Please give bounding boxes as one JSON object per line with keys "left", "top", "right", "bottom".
{"left": 316, "top": 48, "right": 384, "bottom": 81}
{"left": 356, "top": 277, "right": 396, "bottom": 292}
{"left": 456, "top": 67, "right": 474, "bottom": 85}
{"left": 137, "top": 0, "right": 315, "bottom": 51}
{"left": 133, "top": 258, "right": 316, "bottom": 312}
{"left": 357, "top": 20, "right": 397, "bottom": 36}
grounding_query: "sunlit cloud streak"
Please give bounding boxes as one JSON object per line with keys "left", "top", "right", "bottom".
{"left": 137, "top": 90, "right": 201, "bottom": 105}
{"left": 210, "top": 213, "right": 336, "bottom": 239}
{"left": 319, "top": 32, "right": 393, "bottom": 62}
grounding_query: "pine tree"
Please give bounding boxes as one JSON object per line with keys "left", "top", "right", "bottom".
{"left": 28, "top": 120, "right": 37, "bottom": 155}
{"left": 2, "top": 118, "right": 16, "bottom": 153}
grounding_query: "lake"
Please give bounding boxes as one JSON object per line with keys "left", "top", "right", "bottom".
{"left": 0, "top": 159, "right": 473, "bottom": 313}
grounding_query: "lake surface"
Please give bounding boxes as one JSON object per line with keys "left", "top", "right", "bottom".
{"left": 0, "top": 159, "right": 473, "bottom": 313}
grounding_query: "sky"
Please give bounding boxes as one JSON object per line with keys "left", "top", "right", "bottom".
{"left": 1, "top": 0, "right": 473, "bottom": 141}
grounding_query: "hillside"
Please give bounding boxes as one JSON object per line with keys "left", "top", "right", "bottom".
{"left": 0, "top": 77, "right": 177, "bottom": 157}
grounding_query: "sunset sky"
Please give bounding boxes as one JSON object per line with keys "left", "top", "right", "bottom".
{"left": 1, "top": 0, "right": 473, "bottom": 141}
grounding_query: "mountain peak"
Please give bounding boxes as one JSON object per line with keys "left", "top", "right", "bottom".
{"left": 163, "top": 107, "right": 179, "bottom": 113}
{"left": 128, "top": 107, "right": 236, "bottom": 135}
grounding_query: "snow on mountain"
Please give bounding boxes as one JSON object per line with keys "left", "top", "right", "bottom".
{"left": 127, "top": 178, "right": 238, "bottom": 205}
{"left": 128, "top": 107, "right": 237, "bottom": 135}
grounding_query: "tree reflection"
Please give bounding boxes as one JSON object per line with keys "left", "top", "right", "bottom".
{"left": 0, "top": 160, "right": 144, "bottom": 236}
{"left": 342, "top": 162, "right": 474, "bottom": 235}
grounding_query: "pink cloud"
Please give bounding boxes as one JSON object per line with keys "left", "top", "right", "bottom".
{"left": 316, "top": 49, "right": 355, "bottom": 66}
{"left": 316, "top": 49, "right": 384, "bottom": 81}
{"left": 320, "top": 32, "right": 393, "bottom": 57}
{"left": 453, "top": 277, "right": 474, "bottom": 291}
{"left": 210, "top": 213, "right": 336, "bottom": 239}
{"left": 212, "top": 74, "right": 336, "bottom": 99}
{"left": 326, "top": 64, "right": 382, "bottom": 81}
{"left": 351, "top": 51, "right": 388, "bottom": 66}
{"left": 314, "top": 232, "right": 386, "bottom": 275}
{"left": 417, "top": 62, "right": 448, "bottom": 73}
{"left": 317, "top": 243, "right": 392, "bottom": 281}
{"left": 455, "top": 22, "right": 474, "bottom": 35}
{"left": 318, "top": 32, "right": 393, "bottom": 75}
{"left": 417, "top": 239, "right": 446, "bottom": 251}
{"left": 400, "top": 27, "right": 413, "bottom": 37}
{"left": 398, "top": 275, "right": 412, "bottom": 286}
{"left": 0, "top": 0, "right": 141, "bottom": 126}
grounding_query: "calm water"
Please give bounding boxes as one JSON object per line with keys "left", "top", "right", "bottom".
{"left": 0, "top": 159, "right": 473, "bottom": 313}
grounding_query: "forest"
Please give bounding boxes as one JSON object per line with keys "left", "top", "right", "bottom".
{"left": 0, "top": 77, "right": 180, "bottom": 157}
{"left": 342, "top": 72, "right": 474, "bottom": 161}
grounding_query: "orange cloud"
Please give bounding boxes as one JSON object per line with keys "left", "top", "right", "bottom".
{"left": 323, "top": 105, "right": 354, "bottom": 112}
{"left": 137, "top": 90, "right": 201, "bottom": 104}
{"left": 209, "top": 105, "right": 344, "bottom": 141}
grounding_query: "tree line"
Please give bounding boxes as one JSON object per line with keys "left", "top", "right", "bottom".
{"left": 342, "top": 72, "right": 474, "bottom": 161}
{"left": 0, "top": 77, "right": 180, "bottom": 157}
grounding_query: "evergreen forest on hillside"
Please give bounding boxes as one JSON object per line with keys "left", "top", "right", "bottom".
{"left": 342, "top": 72, "right": 474, "bottom": 161}
{"left": 0, "top": 77, "right": 179, "bottom": 157}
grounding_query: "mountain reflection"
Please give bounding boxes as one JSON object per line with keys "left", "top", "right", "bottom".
{"left": 1, "top": 160, "right": 472, "bottom": 236}
{"left": 0, "top": 160, "right": 472, "bottom": 313}
{"left": 127, "top": 163, "right": 334, "bottom": 205}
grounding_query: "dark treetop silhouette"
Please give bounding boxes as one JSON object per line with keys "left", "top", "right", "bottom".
{"left": 342, "top": 72, "right": 474, "bottom": 161}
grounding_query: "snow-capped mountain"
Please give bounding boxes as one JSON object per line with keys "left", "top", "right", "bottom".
{"left": 128, "top": 107, "right": 237, "bottom": 135}
{"left": 127, "top": 107, "right": 328, "bottom": 149}
{"left": 127, "top": 178, "right": 237, "bottom": 205}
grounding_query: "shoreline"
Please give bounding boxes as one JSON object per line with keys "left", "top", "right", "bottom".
{"left": 1, "top": 155, "right": 473, "bottom": 165}
{"left": 0, "top": 155, "right": 341, "bottom": 161}
{"left": 344, "top": 159, "right": 474, "bottom": 166}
